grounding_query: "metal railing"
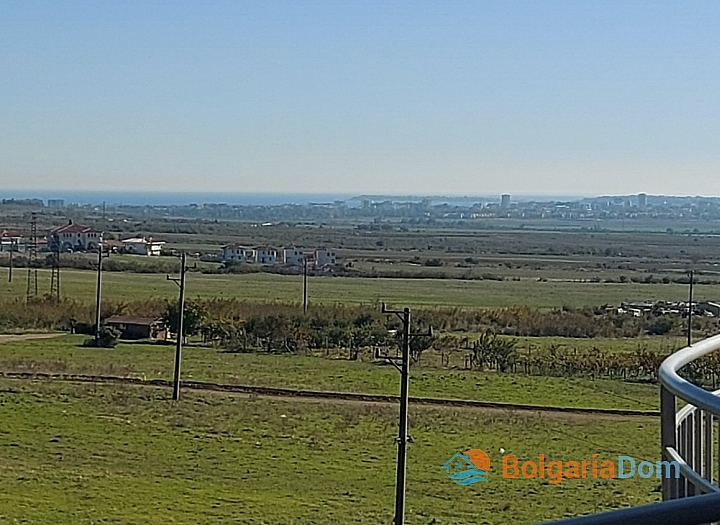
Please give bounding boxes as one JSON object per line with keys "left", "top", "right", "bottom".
{"left": 659, "top": 333, "right": 720, "bottom": 501}
{"left": 541, "top": 333, "right": 720, "bottom": 525}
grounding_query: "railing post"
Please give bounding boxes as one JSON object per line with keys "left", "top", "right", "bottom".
{"left": 661, "top": 384, "right": 678, "bottom": 500}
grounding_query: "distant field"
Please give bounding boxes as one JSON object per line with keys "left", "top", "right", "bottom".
{"left": 0, "top": 379, "right": 659, "bottom": 524}
{"left": 0, "top": 267, "right": 717, "bottom": 308}
{"left": 0, "top": 335, "right": 659, "bottom": 410}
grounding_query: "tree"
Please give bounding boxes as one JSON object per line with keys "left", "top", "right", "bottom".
{"left": 163, "top": 301, "right": 208, "bottom": 338}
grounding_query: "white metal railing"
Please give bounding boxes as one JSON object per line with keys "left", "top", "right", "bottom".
{"left": 659, "top": 333, "right": 720, "bottom": 502}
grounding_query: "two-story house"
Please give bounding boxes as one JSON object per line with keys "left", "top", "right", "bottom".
{"left": 254, "top": 247, "right": 277, "bottom": 265}
{"left": 314, "top": 248, "right": 337, "bottom": 268}
{"left": 221, "top": 244, "right": 252, "bottom": 263}
{"left": 49, "top": 220, "right": 103, "bottom": 252}
{"left": 283, "top": 247, "right": 306, "bottom": 266}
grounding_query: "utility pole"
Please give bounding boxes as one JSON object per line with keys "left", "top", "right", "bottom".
{"left": 377, "top": 303, "right": 432, "bottom": 525}
{"left": 167, "top": 252, "right": 192, "bottom": 401}
{"left": 94, "top": 244, "right": 108, "bottom": 345}
{"left": 49, "top": 244, "right": 61, "bottom": 300}
{"left": 303, "top": 257, "right": 308, "bottom": 313}
{"left": 687, "top": 270, "right": 694, "bottom": 347}
{"left": 8, "top": 238, "right": 14, "bottom": 283}
{"left": 26, "top": 213, "right": 38, "bottom": 302}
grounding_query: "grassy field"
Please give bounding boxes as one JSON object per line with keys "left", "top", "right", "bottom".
{"left": 0, "top": 379, "right": 660, "bottom": 524}
{"left": 506, "top": 335, "right": 684, "bottom": 355}
{"left": 0, "top": 335, "right": 659, "bottom": 411}
{"left": 0, "top": 267, "right": 717, "bottom": 308}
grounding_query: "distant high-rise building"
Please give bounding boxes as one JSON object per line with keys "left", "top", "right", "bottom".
{"left": 47, "top": 199, "right": 65, "bottom": 208}
{"left": 501, "top": 194, "right": 511, "bottom": 208}
{"left": 638, "top": 193, "right": 647, "bottom": 208}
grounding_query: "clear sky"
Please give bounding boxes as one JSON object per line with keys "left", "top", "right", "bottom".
{"left": 1, "top": 1, "right": 719, "bottom": 196}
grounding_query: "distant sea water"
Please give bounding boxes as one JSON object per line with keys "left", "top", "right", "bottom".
{"left": 1, "top": 190, "right": 590, "bottom": 207}
{"left": 1, "top": 191, "right": 357, "bottom": 207}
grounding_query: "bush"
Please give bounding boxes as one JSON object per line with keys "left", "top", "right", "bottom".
{"left": 647, "top": 318, "right": 673, "bottom": 336}
{"left": 83, "top": 326, "right": 121, "bottom": 348}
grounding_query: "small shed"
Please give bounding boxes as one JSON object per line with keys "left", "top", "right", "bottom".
{"left": 104, "top": 316, "right": 166, "bottom": 340}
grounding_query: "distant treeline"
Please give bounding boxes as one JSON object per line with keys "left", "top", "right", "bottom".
{"left": 4, "top": 297, "right": 719, "bottom": 385}
{"left": 2, "top": 254, "right": 719, "bottom": 286}
{"left": 0, "top": 297, "right": 715, "bottom": 341}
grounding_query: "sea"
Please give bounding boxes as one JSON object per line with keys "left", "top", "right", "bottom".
{"left": 1, "top": 190, "right": 588, "bottom": 207}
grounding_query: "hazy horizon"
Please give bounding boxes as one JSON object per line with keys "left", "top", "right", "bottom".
{"left": 3, "top": 188, "right": 719, "bottom": 207}
{"left": 2, "top": 2, "right": 720, "bottom": 196}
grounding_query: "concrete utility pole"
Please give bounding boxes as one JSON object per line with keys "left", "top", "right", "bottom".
{"left": 687, "top": 270, "right": 694, "bottom": 347}
{"left": 167, "top": 252, "right": 191, "bottom": 401}
{"left": 303, "top": 257, "right": 308, "bottom": 313}
{"left": 377, "top": 303, "right": 432, "bottom": 525}
{"left": 8, "top": 239, "right": 14, "bottom": 283}
{"left": 94, "top": 244, "right": 108, "bottom": 345}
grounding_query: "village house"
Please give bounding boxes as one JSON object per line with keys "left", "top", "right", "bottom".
{"left": 254, "top": 246, "right": 277, "bottom": 265}
{"left": 48, "top": 220, "right": 103, "bottom": 252}
{"left": 221, "top": 244, "right": 252, "bottom": 263}
{"left": 0, "top": 229, "right": 22, "bottom": 252}
{"left": 220, "top": 243, "right": 337, "bottom": 267}
{"left": 314, "top": 248, "right": 337, "bottom": 268}
{"left": 121, "top": 236, "right": 165, "bottom": 256}
{"left": 283, "top": 247, "right": 306, "bottom": 266}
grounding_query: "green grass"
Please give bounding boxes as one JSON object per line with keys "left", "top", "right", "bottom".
{"left": 505, "top": 336, "right": 684, "bottom": 355}
{"left": 1, "top": 267, "right": 718, "bottom": 308}
{"left": 0, "top": 335, "right": 659, "bottom": 411}
{"left": 0, "top": 379, "right": 660, "bottom": 524}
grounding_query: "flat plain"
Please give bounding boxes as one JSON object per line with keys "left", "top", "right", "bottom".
{"left": 1, "top": 267, "right": 718, "bottom": 308}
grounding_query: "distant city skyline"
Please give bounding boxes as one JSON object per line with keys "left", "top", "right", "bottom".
{"left": 2, "top": 2, "right": 720, "bottom": 195}
{"left": 1, "top": 189, "right": 717, "bottom": 208}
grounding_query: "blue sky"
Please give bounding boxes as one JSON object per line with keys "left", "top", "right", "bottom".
{"left": 1, "top": 1, "right": 719, "bottom": 196}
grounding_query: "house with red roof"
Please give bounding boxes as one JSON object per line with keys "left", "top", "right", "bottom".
{"left": 48, "top": 220, "right": 103, "bottom": 252}
{"left": 0, "top": 229, "right": 22, "bottom": 252}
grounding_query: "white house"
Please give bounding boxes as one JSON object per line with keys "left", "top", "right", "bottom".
{"left": 121, "top": 237, "right": 165, "bottom": 256}
{"left": 314, "top": 248, "right": 337, "bottom": 268}
{"left": 0, "top": 229, "right": 21, "bottom": 252}
{"left": 254, "top": 246, "right": 277, "bottom": 265}
{"left": 49, "top": 220, "right": 103, "bottom": 252}
{"left": 222, "top": 244, "right": 251, "bottom": 263}
{"left": 283, "top": 247, "right": 306, "bottom": 266}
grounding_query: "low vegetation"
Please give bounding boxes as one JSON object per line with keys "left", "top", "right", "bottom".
{"left": 0, "top": 336, "right": 660, "bottom": 410}
{"left": 0, "top": 379, "right": 659, "bottom": 524}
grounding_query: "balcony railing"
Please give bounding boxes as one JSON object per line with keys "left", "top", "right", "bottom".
{"left": 541, "top": 333, "right": 720, "bottom": 525}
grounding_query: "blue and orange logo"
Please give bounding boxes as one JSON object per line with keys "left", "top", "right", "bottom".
{"left": 441, "top": 449, "right": 490, "bottom": 485}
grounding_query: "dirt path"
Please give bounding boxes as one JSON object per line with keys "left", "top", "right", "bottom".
{"left": 0, "top": 372, "right": 659, "bottom": 421}
{"left": 0, "top": 333, "right": 63, "bottom": 344}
